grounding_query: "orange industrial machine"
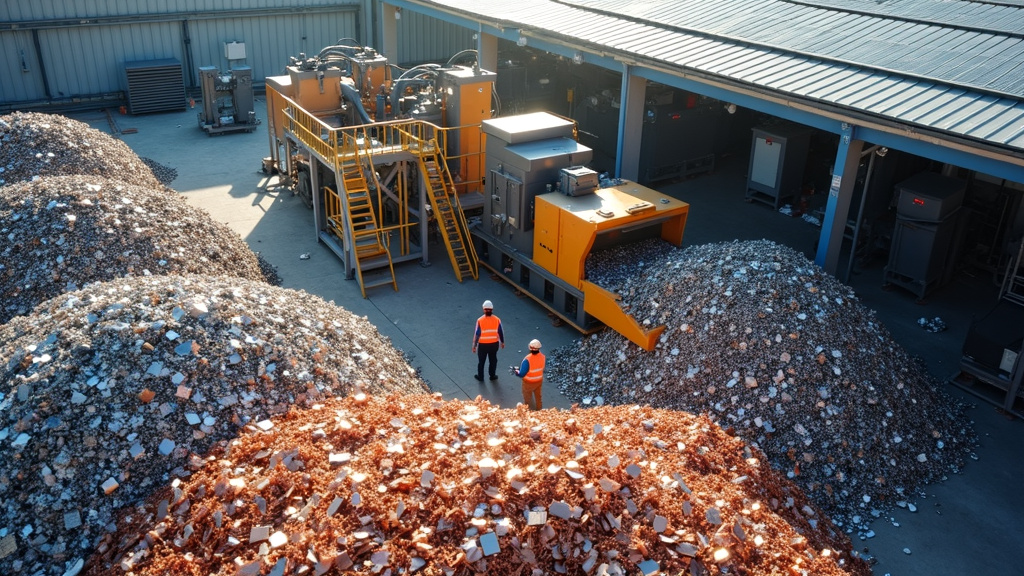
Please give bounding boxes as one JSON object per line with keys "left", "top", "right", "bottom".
{"left": 263, "top": 43, "right": 495, "bottom": 297}
{"left": 262, "top": 44, "right": 687, "bottom": 348}
{"left": 472, "top": 112, "right": 689, "bottom": 350}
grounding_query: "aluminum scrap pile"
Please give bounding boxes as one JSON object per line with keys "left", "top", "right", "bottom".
{"left": 553, "top": 239, "right": 975, "bottom": 534}
{"left": 85, "top": 394, "right": 870, "bottom": 576}
{"left": 0, "top": 175, "right": 271, "bottom": 323}
{"left": 0, "top": 111, "right": 161, "bottom": 188}
{"left": 0, "top": 274, "right": 430, "bottom": 576}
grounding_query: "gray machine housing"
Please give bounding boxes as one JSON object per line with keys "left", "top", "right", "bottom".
{"left": 197, "top": 66, "right": 260, "bottom": 135}
{"left": 883, "top": 171, "right": 968, "bottom": 300}
{"left": 471, "top": 112, "right": 599, "bottom": 330}
{"left": 480, "top": 113, "right": 593, "bottom": 254}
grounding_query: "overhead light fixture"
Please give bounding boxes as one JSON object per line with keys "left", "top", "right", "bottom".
{"left": 876, "top": 146, "right": 889, "bottom": 157}
{"left": 394, "top": 7, "right": 401, "bottom": 19}
{"left": 517, "top": 35, "right": 527, "bottom": 47}
{"left": 573, "top": 51, "right": 584, "bottom": 65}
{"left": 724, "top": 103, "right": 737, "bottom": 115}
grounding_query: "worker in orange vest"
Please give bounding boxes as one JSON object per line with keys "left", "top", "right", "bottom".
{"left": 514, "top": 339, "right": 545, "bottom": 410}
{"left": 472, "top": 300, "right": 504, "bottom": 382}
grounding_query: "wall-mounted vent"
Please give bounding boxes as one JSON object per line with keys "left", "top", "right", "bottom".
{"left": 123, "top": 59, "right": 186, "bottom": 114}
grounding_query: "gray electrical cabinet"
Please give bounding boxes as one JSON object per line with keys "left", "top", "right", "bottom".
{"left": 884, "top": 171, "right": 967, "bottom": 300}
{"left": 197, "top": 66, "right": 259, "bottom": 135}
{"left": 746, "top": 122, "right": 811, "bottom": 209}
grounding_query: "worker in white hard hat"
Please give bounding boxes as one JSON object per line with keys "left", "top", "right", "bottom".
{"left": 472, "top": 300, "right": 504, "bottom": 382}
{"left": 514, "top": 339, "right": 545, "bottom": 410}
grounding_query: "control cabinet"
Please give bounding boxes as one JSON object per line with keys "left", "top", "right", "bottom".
{"left": 746, "top": 122, "right": 811, "bottom": 209}
{"left": 883, "top": 171, "right": 967, "bottom": 300}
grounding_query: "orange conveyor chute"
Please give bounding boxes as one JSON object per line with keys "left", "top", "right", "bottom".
{"left": 532, "top": 183, "right": 689, "bottom": 351}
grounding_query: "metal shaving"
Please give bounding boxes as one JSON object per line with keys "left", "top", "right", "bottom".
{"left": 0, "top": 175, "right": 271, "bottom": 323}
{"left": 0, "top": 274, "right": 430, "bottom": 576}
{"left": 0, "top": 112, "right": 162, "bottom": 188}
{"left": 554, "top": 239, "right": 976, "bottom": 534}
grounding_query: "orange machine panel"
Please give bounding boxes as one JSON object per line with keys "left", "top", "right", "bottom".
{"left": 533, "top": 196, "right": 561, "bottom": 274}
{"left": 456, "top": 80, "right": 492, "bottom": 186}
{"left": 287, "top": 67, "right": 343, "bottom": 114}
{"left": 265, "top": 75, "right": 293, "bottom": 141}
{"left": 534, "top": 183, "right": 689, "bottom": 288}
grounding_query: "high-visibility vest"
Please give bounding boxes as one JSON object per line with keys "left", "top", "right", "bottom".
{"left": 522, "top": 352, "right": 545, "bottom": 385}
{"left": 476, "top": 315, "right": 501, "bottom": 344}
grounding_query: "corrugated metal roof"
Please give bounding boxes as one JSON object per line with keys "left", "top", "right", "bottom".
{"left": 409, "top": 0, "right": 1024, "bottom": 155}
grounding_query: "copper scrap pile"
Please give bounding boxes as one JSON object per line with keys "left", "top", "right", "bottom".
{"left": 87, "top": 393, "right": 870, "bottom": 576}
{"left": 0, "top": 112, "right": 162, "bottom": 189}
{"left": 0, "top": 175, "right": 272, "bottom": 322}
{"left": 553, "top": 239, "right": 976, "bottom": 533}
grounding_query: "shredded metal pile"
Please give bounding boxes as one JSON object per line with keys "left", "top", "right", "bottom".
{"left": 140, "top": 158, "right": 178, "bottom": 187}
{"left": 0, "top": 175, "right": 271, "bottom": 323}
{"left": 0, "top": 112, "right": 161, "bottom": 188}
{"left": 0, "top": 275, "right": 430, "bottom": 576}
{"left": 85, "top": 394, "right": 869, "bottom": 576}
{"left": 552, "top": 239, "right": 975, "bottom": 534}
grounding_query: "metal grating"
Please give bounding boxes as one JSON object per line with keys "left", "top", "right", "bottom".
{"left": 123, "top": 58, "right": 186, "bottom": 115}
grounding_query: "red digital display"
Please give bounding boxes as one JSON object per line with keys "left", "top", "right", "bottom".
{"left": 913, "top": 198, "right": 925, "bottom": 206}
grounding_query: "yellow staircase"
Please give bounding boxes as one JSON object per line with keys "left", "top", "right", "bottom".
{"left": 418, "top": 147, "right": 478, "bottom": 281}
{"left": 336, "top": 142, "right": 398, "bottom": 297}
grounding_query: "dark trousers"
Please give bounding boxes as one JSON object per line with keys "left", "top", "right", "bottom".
{"left": 477, "top": 342, "right": 499, "bottom": 378}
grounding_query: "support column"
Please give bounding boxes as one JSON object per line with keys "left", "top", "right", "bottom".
{"left": 420, "top": 164, "right": 430, "bottom": 266}
{"left": 478, "top": 28, "right": 498, "bottom": 73}
{"left": 381, "top": 2, "right": 399, "bottom": 63}
{"left": 310, "top": 154, "right": 323, "bottom": 242}
{"left": 815, "top": 125, "right": 864, "bottom": 274}
{"left": 616, "top": 65, "right": 646, "bottom": 181}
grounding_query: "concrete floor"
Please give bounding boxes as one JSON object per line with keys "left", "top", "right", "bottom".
{"left": 78, "top": 104, "right": 1022, "bottom": 576}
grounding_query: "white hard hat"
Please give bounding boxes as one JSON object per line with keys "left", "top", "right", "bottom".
{"left": 529, "top": 339, "right": 542, "bottom": 350}
{"left": 482, "top": 300, "right": 493, "bottom": 309}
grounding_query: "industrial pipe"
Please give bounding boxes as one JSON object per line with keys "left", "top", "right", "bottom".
{"left": 340, "top": 82, "right": 373, "bottom": 125}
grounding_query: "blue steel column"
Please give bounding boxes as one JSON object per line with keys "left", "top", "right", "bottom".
{"left": 616, "top": 64, "right": 646, "bottom": 181}
{"left": 815, "top": 124, "right": 864, "bottom": 274}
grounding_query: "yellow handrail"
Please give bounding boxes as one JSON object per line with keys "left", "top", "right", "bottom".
{"left": 274, "top": 90, "right": 487, "bottom": 276}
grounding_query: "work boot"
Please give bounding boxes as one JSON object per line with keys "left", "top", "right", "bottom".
{"left": 474, "top": 374, "right": 483, "bottom": 382}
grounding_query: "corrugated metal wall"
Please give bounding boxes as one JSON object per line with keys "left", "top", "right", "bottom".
{"left": 1, "top": 1, "right": 477, "bottom": 109}
{"left": 41, "top": 22, "right": 183, "bottom": 98}
{"left": 1, "top": 30, "right": 47, "bottom": 102}
{"left": 395, "top": 9, "right": 476, "bottom": 67}
{"left": 1, "top": 0, "right": 353, "bottom": 21}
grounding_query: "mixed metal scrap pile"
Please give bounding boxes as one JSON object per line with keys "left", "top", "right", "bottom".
{"left": 0, "top": 275, "right": 430, "bottom": 576}
{"left": 551, "top": 239, "right": 976, "bottom": 534}
{"left": 0, "top": 175, "right": 271, "bottom": 323}
{"left": 86, "top": 394, "right": 869, "bottom": 576}
{"left": 0, "top": 112, "right": 163, "bottom": 189}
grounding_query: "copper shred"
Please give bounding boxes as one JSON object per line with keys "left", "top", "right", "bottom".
{"left": 87, "top": 393, "right": 870, "bottom": 576}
